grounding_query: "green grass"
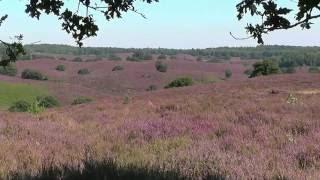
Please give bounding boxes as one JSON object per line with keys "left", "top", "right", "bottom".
{"left": 0, "top": 81, "right": 49, "bottom": 108}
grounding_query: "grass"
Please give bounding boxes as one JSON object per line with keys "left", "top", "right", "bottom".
{"left": 0, "top": 81, "right": 49, "bottom": 108}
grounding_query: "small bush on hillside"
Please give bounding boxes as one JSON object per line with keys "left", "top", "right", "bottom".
{"left": 59, "top": 57, "right": 67, "bottom": 61}
{"left": 146, "top": 85, "right": 157, "bottom": 91}
{"left": 244, "top": 69, "right": 253, "bottom": 76}
{"left": 281, "top": 66, "right": 296, "bottom": 74}
{"left": 36, "top": 96, "right": 59, "bottom": 108}
{"left": 165, "top": 77, "right": 193, "bottom": 89}
{"left": 73, "top": 57, "right": 83, "bottom": 62}
{"left": 21, "top": 69, "right": 48, "bottom": 80}
{"left": 155, "top": 60, "right": 168, "bottom": 73}
{"left": 71, "top": 97, "right": 92, "bottom": 105}
{"left": 56, "top": 65, "right": 65, "bottom": 71}
{"left": 112, "top": 65, "right": 124, "bottom": 71}
{"left": 308, "top": 66, "right": 320, "bottom": 73}
{"left": 9, "top": 100, "right": 31, "bottom": 112}
{"left": 196, "top": 56, "right": 203, "bottom": 61}
{"left": 225, "top": 69, "right": 232, "bottom": 79}
{"left": 170, "top": 55, "right": 177, "bottom": 60}
{"left": 27, "top": 101, "right": 46, "bottom": 114}
{"left": 78, "top": 68, "right": 90, "bottom": 75}
{"left": 108, "top": 54, "right": 122, "bottom": 61}
{"left": 250, "top": 60, "right": 280, "bottom": 78}
{"left": 158, "top": 54, "right": 167, "bottom": 60}
{"left": 127, "top": 52, "right": 153, "bottom": 61}
{"left": 0, "top": 64, "right": 17, "bottom": 76}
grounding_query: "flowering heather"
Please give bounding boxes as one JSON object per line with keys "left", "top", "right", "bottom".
{"left": 0, "top": 74, "right": 320, "bottom": 179}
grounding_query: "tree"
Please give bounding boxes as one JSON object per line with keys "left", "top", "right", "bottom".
{"left": 250, "top": 59, "right": 280, "bottom": 78}
{"left": 225, "top": 69, "right": 232, "bottom": 79}
{"left": 236, "top": 0, "right": 320, "bottom": 44}
{"left": 0, "top": 0, "right": 158, "bottom": 66}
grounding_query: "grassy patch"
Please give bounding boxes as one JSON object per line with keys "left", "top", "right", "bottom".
{"left": 0, "top": 81, "right": 48, "bottom": 108}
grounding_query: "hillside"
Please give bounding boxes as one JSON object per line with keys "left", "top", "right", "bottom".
{"left": 0, "top": 73, "right": 319, "bottom": 179}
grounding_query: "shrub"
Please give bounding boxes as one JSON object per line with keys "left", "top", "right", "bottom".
{"left": 250, "top": 60, "right": 280, "bottom": 78}
{"left": 36, "top": 96, "right": 59, "bottom": 108}
{"left": 146, "top": 85, "right": 157, "bottom": 91}
{"left": 59, "top": 57, "right": 67, "bottom": 61}
{"left": 71, "top": 97, "right": 92, "bottom": 105}
{"left": 170, "top": 55, "right": 177, "bottom": 60}
{"left": 55, "top": 65, "right": 65, "bottom": 71}
{"left": 27, "top": 101, "right": 45, "bottom": 114}
{"left": 0, "top": 63, "right": 17, "bottom": 76}
{"left": 308, "top": 66, "right": 320, "bottom": 73}
{"left": 112, "top": 65, "right": 124, "bottom": 71}
{"left": 127, "top": 52, "right": 153, "bottom": 61}
{"left": 196, "top": 56, "right": 203, "bottom": 61}
{"left": 244, "top": 69, "right": 253, "bottom": 76}
{"left": 281, "top": 66, "right": 296, "bottom": 74}
{"left": 155, "top": 60, "right": 168, "bottom": 73}
{"left": 72, "top": 57, "right": 83, "bottom": 62}
{"left": 78, "top": 68, "right": 90, "bottom": 75}
{"left": 8, "top": 100, "right": 31, "bottom": 112}
{"left": 158, "top": 54, "right": 167, "bottom": 60}
{"left": 21, "top": 69, "right": 48, "bottom": 80}
{"left": 225, "top": 69, "right": 232, "bottom": 79}
{"left": 165, "top": 77, "right": 193, "bottom": 89}
{"left": 108, "top": 54, "right": 122, "bottom": 61}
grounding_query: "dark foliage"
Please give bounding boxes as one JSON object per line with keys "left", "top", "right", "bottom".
{"left": 155, "top": 60, "right": 168, "bottom": 73}
{"left": 225, "top": 69, "right": 232, "bottom": 79}
{"left": 165, "top": 77, "right": 193, "bottom": 89}
{"left": 21, "top": 69, "right": 48, "bottom": 80}
{"left": 8, "top": 100, "right": 31, "bottom": 112}
{"left": 78, "top": 68, "right": 90, "bottom": 75}
{"left": 250, "top": 60, "right": 280, "bottom": 78}
{"left": 56, "top": 64, "right": 65, "bottom": 71}
{"left": 146, "top": 85, "right": 157, "bottom": 91}
{"left": 72, "top": 97, "right": 92, "bottom": 105}
{"left": 112, "top": 65, "right": 124, "bottom": 71}
{"left": 36, "top": 96, "right": 60, "bottom": 108}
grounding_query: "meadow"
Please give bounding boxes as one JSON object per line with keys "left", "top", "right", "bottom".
{"left": 0, "top": 46, "right": 319, "bottom": 179}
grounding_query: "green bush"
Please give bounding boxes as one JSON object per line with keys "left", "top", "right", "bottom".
{"left": 146, "top": 85, "right": 157, "bottom": 91}
{"left": 73, "top": 57, "right": 83, "bottom": 62}
{"left": 0, "top": 63, "right": 17, "bottom": 76}
{"left": 281, "top": 66, "right": 296, "bottom": 74}
{"left": 250, "top": 60, "right": 280, "bottom": 78}
{"left": 165, "top": 77, "right": 193, "bottom": 89}
{"left": 108, "top": 54, "right": 122, "bottom": 61}
{"left": 56, "top": 65, "right": 65, "bottom": 71}
{"left": 21, "top": 69, "right": 48, "bottom": 80}
{"left": 158, "top": 54, "right": 167, "bottom": 60}
{"left": 112, "top": 65, "right": 124, "bottom": 71}
{"left": 8, "top": 100, "right": 31, "bottom": 112}
{"left": 71, "top": 97, "right": 92, "bottom": 105}
{"left": 36, "top": 96, "right": 59, "bottom": 108}
{"left": 225, "top": 69, "right": 232, "bottom": 79}
{"left": 127, "top": 52, "right": 153, "bottom": 61}
{"left": 155, "top": 60, "right": 168, "bottom": 73}
{"left": 244, "top": 69, "right": 253, "bottom": 76}
{"left": 78, "top": 68, "right": 90, "bottom": 75}
{"left": 308, "top": 66, "right": 320, "bottom": 73}
{"left": 170, "top": 55, "right": 177, "bottom": 60}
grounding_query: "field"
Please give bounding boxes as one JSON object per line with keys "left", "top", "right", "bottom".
{"left": 0, "top": 48, "right": 319, "bottom": 179}
{"left": 0, "top": 82, "right": 48, "bottom": 109}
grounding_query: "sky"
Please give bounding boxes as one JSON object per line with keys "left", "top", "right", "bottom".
{"left": 0, "top": 0, "right": 319, "bottom": 49}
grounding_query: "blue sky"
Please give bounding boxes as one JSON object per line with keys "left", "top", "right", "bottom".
{"left": 0, "top": 0, "right": 319, "bottom": 48}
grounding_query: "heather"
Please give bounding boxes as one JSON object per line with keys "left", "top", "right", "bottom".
{"left": 0, "top": 74, "right": 320, "bottom": 179}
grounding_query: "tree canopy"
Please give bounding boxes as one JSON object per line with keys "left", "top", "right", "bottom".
{"left": 1, "top": 0, "right": 320, "bottom": 66}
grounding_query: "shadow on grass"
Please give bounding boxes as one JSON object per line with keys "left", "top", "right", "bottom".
{"left": 11, "top": 160, "right": 226, "bottom": 180}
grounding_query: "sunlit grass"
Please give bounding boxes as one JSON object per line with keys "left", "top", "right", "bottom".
{"left": 0, "top": 81, "right": 48, "bottom": 108}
